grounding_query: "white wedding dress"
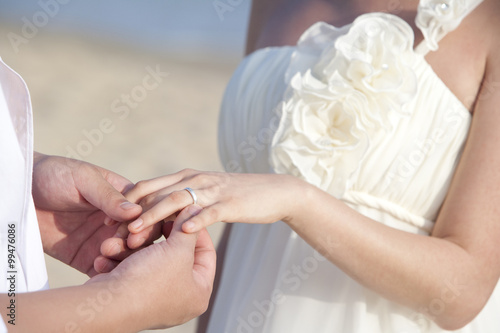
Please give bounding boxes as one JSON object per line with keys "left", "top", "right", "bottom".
{"left": 210, "top": 0, "right": 500, "bottom": 332}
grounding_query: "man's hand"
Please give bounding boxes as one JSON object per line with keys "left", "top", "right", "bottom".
{"left": 32, "top": 152, "right": 146, "bottom": 276}
{"left": 90, "top": 205, "right": 216, "bottom": 329}
{"left": 1, "top": 205, "right": 216, "bottom": 333}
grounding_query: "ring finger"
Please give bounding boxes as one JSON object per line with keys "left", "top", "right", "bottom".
{"left": 128, "top": 187, "right": 203, "bottom": 234}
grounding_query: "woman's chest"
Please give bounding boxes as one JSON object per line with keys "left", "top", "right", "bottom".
{"left": 247, "top": 0, "right": 488, "bottom": 111}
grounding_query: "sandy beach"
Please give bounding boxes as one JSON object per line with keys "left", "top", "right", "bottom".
{"left": 0, "top": 22, "right": 238, "bottom": 333}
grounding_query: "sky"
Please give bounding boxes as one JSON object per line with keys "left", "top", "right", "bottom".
{"left": 0, "top": 0, "right": 251, "bottom": 58}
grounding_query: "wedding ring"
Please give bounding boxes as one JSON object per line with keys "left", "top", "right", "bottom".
{"left": 184, "top": 187, "right": 198, "bottom": 205}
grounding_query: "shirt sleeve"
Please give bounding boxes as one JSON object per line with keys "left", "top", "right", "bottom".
{"left": 0, "top": 317, "right": 7, "bottom": 333}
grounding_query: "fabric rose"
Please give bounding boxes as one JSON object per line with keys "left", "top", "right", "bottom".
{"left": 416, "top": 0, "right": 470, "bottom": 51}
{"left": 271, "top": 14, "right": 417, "bottom": 198}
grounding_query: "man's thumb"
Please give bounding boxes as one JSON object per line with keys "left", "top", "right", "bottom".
{"left": 76, "top": 167, "right": 141, "bottom": 222}
{"left": 168, "top": 205, "right": 203, "bottom": 247}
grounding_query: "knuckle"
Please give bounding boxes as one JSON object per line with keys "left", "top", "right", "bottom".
{"left": 179, "top": 168, "right": 195, "bottom": 176}
{"left": 189, "top": 172, "right": 208, "bottom": 186}
{"left": 104, "top": 187, "right": 119, "bottom": 200}
{"left": 169, "top": 190, "right": 187, "bottom": 203}
{"left": 75, "top": 161, "right": 94, "bottom": 174}
{"left": 192, "top": 172, "right": 220, "bottom": 189}
{"left": 134, "top": 180, "right": 150, "bottom": 193}
{"left": 72, "top": 162, "right": 98, "bottom": 185}
{"left": 205, "top": 207, "right": 219, "bottom": 221}
{"left": 191, "top": 172, "right": 204, "bottom": 182}
{"left": 143, "top": 211, "right": 161, "bottom": 226}
{"left": 140, "top": 194, "right": 156, "bottom": 208}
{"left": 203, "top": 183, "right": 221, "bottom": 199}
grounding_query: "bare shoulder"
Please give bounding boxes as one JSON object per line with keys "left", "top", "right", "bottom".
{"left": 485, "top": 2, "right": 500, "bottom": 64}
{"left": 451, "top": 0, "right": 500, "bottom": 108}
{"left": 478, "top": 0, "right": 500, "bottom": 57}
{"left": 477, "top": 0, "right": 500, "bottom": 104}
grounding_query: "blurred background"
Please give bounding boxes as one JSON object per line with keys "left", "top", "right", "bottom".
{"left": 0, "top": 0, "right": 250, "bottom": 332}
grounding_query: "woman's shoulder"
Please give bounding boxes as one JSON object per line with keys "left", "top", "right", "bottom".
{"left": 432, "top": 0, "right": 499, "bottom": 108}
{"left": 474, "top": 0, "right": 500, "bottom": 52}
{"left": 479, "top": 0, "right": 500, "bottom": 82}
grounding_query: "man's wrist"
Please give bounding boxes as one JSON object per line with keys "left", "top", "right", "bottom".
{"left": 86, "top": 271, "right": 150, "bottom": 331}
{"left": 76, "top": 276, "right": 145, "bottom": 332}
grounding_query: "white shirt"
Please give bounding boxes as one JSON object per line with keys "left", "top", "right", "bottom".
{"left": 0, "top": 58, "right": 49, "bottom": 331}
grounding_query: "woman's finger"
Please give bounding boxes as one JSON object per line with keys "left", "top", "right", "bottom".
{"left": 125, "top": 169, "right": 197, "bottom": 204}
{"left": 128, "top": 189, "right": 196, "bottom": 233}
{"left": 100, "top": 237, "right": 136, "bottom": 260}
{"left": 127, "top": 223, "right": 163, "bottom": 249}
{"left": 112, "top": 222, "right": 130, "bottom": 239}
{"left": 94, "top": 255, "right": 120, "bottom": 273}
{"left": 182, "top": 204, "right": 224, "bottom": 233}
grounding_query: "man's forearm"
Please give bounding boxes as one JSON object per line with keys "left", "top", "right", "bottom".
{"left": 1, "top": 278, "right": 144, "bottom": 333}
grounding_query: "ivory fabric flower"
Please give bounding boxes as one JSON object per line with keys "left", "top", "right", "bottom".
{"left": 416, "top": 0, "right": 468, "bottom": 51}
{"left": 271, "top": 13, "right": 418, "bottom": 198}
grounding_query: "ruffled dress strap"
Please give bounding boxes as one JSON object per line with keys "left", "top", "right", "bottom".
{"left": 415, "top": 0, "right": 484, "bottom": 55}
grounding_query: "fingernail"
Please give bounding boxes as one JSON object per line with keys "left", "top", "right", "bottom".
{"left": 129, "top": 218, "right": 143, "bottom": 231}
{"left": 114, "top": 227, "right": 128, "bottom": 239}
{"left": 188, "top": 205, "right": 202, "bottom": 216}
{"left": 103, "top": 216, "right": 113, "bottom": 226}
{"left": 109, "top": 243, "right": 121, "bottom": 256}
{"left": 132, "top": 237, "right": 146, "bottom": 249}
{"left": 94, "top": 258, "right": 106, "bottom": 273}
{"left": 120, "top": 202, "right": 138, "bottom": 210}
{"left": 183, "top": 221, "right": 196, "bottom": 232}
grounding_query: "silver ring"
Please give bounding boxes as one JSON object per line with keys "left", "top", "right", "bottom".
{"left": 184, "top": 187, "right": 198, "bottom": 205}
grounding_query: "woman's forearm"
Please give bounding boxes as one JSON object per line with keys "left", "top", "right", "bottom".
{"left": 284, "top": 180, "right": 484, "bottom": 330}
{"left": 118, "top": 169, "right": 497, "bottom": 329}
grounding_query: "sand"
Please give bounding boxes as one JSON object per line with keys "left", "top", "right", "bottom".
{"left": 0, "top": 23, "right": 238, "bottom": 333}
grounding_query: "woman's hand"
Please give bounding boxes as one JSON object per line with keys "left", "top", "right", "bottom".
{"left": 105, "top": 169, "right": 304, "bottom": 252}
